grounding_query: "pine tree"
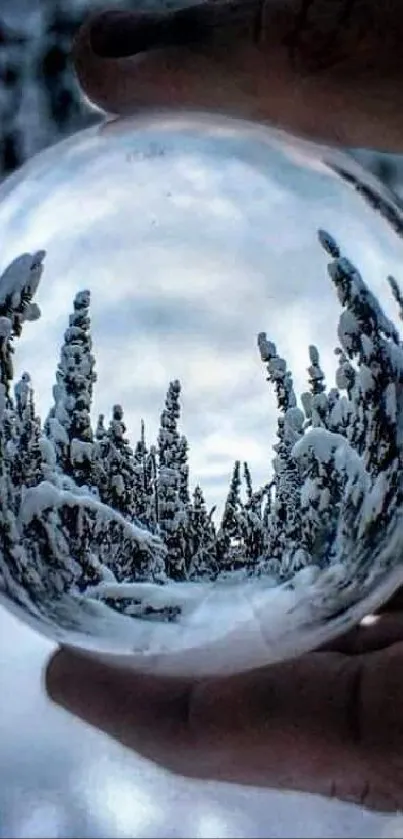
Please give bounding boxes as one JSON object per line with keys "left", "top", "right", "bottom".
{"left": 301, "top": 345, "right": 329, "bottom": 429}
{"left": 11, "top": 372, "right": 43, "bottom": 493}
{"left": 157, "top": 379, "right": 188, "bottom": 580}
{"left": 187, "top": 484, "right": 218, "bottom": 579}
{"left": 98, "top": 404, "right": 137, "bottom": 522}
{"left": 131, "top": 419, "right": 157, "bottom": 529}
{"left": 46, "top": 289, "right": 96, "bottom": 486}
{"left": 257, "top": 333, "right": 307, "bottom": 576}
{"left": 290, "top": 229, "right": 403, "bottom": 580}
{"left": 0, "top": 251, "right": 48, "bottom": 602}
{"left": 147, "top": 444, "right": 159, "bottom": 531}
{"left": 238, "top": 462, "right": 267, "bottom": 564}
{"left": 216, "top": 460, "right": 243, "bottom": 570}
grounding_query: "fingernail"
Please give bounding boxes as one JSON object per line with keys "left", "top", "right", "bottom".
{"left": 89, "top": 7, "right": 212, "bottom": 60}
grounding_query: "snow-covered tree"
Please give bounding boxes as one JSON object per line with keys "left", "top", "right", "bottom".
{"left": 157, "top": 379, "right": 189, "bottom": 580}
{"left": 238, "top": 462, "right": 267, "bottom": 564}
{"left": 97, "top": 404, "right": 137, "bottom": 522}
{"left": 10, "top": 372, "right": 43, "bottom": 492}
{"left": 127, "top": 420, "right": 158, "bottom": 533}
{"left": 289, "top": 229, "right": 403, "bottom": 582}
{"left": 46, "top": 289, "right": 96, "bottom": 485}
{"left": 257, "top": 333, "right": 307, "bottom": 575}
{"left": 216, "top": 460, "right": 243, "bottom": 570}
{"left": 177, "top": 434, "right": 190, "bottom": 507}
{"left": 0, "top": 252, "right": 49, "bottom": 604}
{"left": 18, "top": 481, "right": 167, "bottom": 597}
{"left": 187, "top": 484, "right": 218, "bottom": 579}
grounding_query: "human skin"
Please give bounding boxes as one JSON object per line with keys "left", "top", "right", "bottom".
{"left": 46, "top": 1, "right": 403, "bottom": 813}
{"left": 73, "top": 0, "right": 403, "bottom": 151}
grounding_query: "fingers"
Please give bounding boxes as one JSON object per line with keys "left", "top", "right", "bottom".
{"left": 73, "top": 1, "right": 403, "bottom": 151}
{"left": 378, "top": 586, "right": 403, "bottom": 614}
{"left": 46, "top": 649, "right": 195, "bottom": 769}
{"left": 46, "top": 643, "right": 403, "bottom": 811}
{"left": 320, "top": 613, "right": 403, "bottom": 655}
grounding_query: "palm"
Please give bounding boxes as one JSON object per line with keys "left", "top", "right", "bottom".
{"left": 47, "top": 600, "right": 403, "bottom": 812}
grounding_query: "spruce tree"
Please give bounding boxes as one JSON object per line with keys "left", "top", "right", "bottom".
{"left": 257, "top": 334, "right": 307, "bottom": 576}
{"left": 216, "top": 460, "right": 243, "bottom": 570}
{"left": 11, "top": 372, "right": 43, "bottom": 492}
{"left": 238, "top": 462, "right": 267, "bottom": 564}
{"left": 187, "top": 485, "right": 218, "bottom": 579}
{"left": 0, "top": 251, "right": 47, "bottom": 600}
{"left": 157, "top": 379, "right": 187, "bottom": 580}
{"left": 46, "top": 288, "right": 96, "bottom": 486}
{"left": 132, "top": 419, "right": 155, "bottom": 528}
{"left": 99, "top": 404, "right": 136, "bottom": 521}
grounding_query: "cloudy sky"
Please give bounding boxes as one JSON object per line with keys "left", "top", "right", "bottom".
{"left": 0, "top": 112, "right": 401, "bottom": 514}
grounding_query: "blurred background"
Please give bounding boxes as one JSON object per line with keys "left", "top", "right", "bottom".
{"left": 0, "top": 0, "right": 110, "bottom": 176}
{"left": 0, "top": 0, "right": 403, "bottom": 191}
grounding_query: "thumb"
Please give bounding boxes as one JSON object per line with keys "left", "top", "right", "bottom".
{"left": 73, "top": 0, "right": 403, "bottom": 151}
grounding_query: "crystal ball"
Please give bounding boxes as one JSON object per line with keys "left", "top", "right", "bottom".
{"left": 1, "top": 111, "right": 403, "bottom": 677}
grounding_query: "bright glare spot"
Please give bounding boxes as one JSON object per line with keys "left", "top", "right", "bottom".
{"left": 360, "top": 614, "right": 379, "bottom": 627}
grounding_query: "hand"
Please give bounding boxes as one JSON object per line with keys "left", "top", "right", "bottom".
{"left": 46, "top": 603, "right": 403, "bottom": 812}
{"left": 73, "top": 0, "right": 403, "bottom": 152}
{"left": 62, "top": 1, "right": 403, "bottom": 814}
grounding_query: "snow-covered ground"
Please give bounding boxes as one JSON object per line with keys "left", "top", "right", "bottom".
{"left": 1, "top": 606, "right": 402, "bottom": 839}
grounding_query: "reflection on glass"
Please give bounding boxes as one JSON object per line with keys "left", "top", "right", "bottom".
{"left": 0, "top": 112, "right": 403, "bottom": 677}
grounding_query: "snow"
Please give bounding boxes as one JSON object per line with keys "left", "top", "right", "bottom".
{"left": 360, "top": 334, "right": 374, "bottom": 359}
{"left": 0, "top": 316, "right": 12, "bottom": 338}
{"left": 47, "top": 417, "right": 69, "bottom": 445}
{"left": 317, "top": 229, "right": 340, "bottom": 258}
{"left": 39, "top": 435, "right": 57, "bottom": 466}
{"left": 257, "top": 332, "right": 276, "bottom": 363}
{"left": 358, "top": 364, "right": 375, "bottom": 395}
{"left": 300, "top": 477, "right": 319, "bottom": 508}
{"left": 385, "top": 382, "right": 397, "bottom": 423}
{"left": 0, "top": 250, "right": 45, "bottom": 306}
{"left": 70, "top": 437, "right": 93, "bottom": 463}
{"left": 18, "top": 480, "right": 161, "bottom": 551}
{"left": 337, "top": 310, "right": 359, "bottom": 354}
{"left": 293, "top": 427, "right": 347, "bottom": 465}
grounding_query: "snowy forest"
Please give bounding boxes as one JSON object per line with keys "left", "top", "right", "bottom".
{"left": 1, "top": 226, "right": 403, "bottom": 625}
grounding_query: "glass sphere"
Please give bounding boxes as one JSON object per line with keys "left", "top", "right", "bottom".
{"left": 0, "top": 111, "right": 403, "bottom": 677}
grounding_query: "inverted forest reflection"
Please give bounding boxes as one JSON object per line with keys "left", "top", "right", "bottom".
{"left": 1, "top": 114, "right": 403, "bottom": 676}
